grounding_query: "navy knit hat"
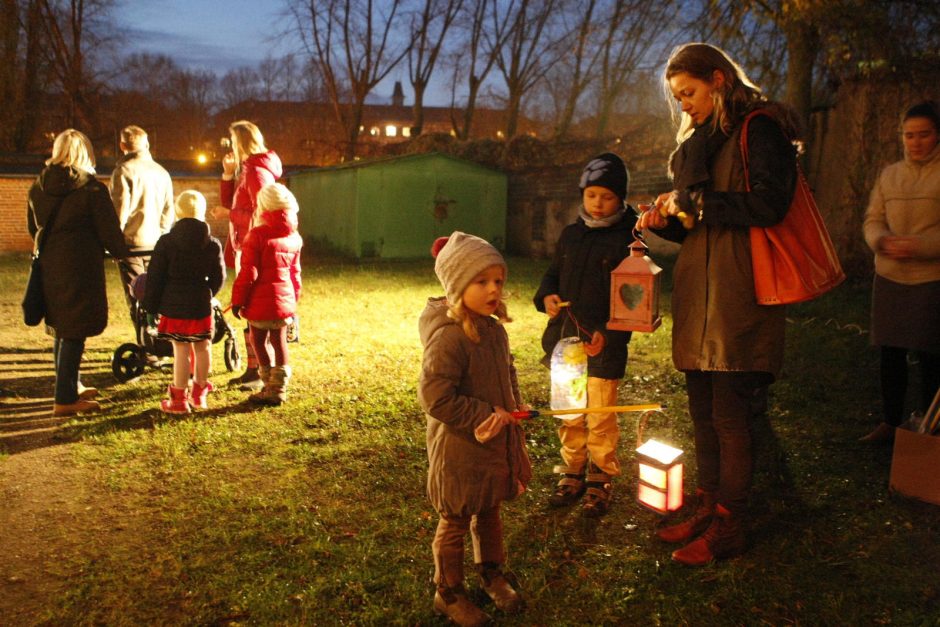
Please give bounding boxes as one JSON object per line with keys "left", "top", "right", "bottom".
{"left": 579, "top": 152, "right": 628, "bottom": 201}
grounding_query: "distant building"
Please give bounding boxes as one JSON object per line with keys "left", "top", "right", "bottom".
{"left": 207, "top": 83, "right": 540, "bottom": 166}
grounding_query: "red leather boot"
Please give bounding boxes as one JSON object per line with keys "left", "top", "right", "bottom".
{"left": 656, "top": 489, "right": 716, "bottom": 543}
{"left": 671, "top": 504, "right": 746, "bottom": 566}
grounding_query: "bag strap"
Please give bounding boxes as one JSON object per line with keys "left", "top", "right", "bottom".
{"left": 33, "top": 195, "right": 66, "bottom": 257}
{"left": 739, "top": 110, "right": 772, "bottom": 192}
{"left": 738, "top": 109, "right": 805, "bottom": 191}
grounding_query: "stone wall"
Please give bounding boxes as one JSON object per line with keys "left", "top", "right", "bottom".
{"left": 506, "top": 117, "right": 678, "bottom": 258}
{"left": 1, "top": 175, "right": 229, "bottom": 254}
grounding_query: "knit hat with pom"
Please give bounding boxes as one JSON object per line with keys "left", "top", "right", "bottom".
{"left": 579, "top": 152, "right": 628, "bottom": 200}
{"left": 431, "top": 231, "right": 507, "bottom": 305}
{"left": 175, "top": 190, "right": 207, "bottom": 220}
{"left": 257, "top": 182, "right": 299, "bottom": 213}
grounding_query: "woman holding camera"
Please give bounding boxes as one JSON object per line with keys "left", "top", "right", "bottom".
{"left": 220, "top": 120, "right": 283, "bottom": 389}
{"left": 637, "top": 43, "right": 800, "bottom": 565}
{"left": 861, "top": 100, "right": 940, "bottom": 442}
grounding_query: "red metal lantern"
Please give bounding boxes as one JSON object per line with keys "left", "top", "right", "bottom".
{"left": 608, "top": 232, "right": 662, "bottom": 333}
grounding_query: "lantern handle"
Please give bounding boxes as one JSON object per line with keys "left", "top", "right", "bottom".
{"left": 636, "top": 408, "right": 669, "bottom": 449}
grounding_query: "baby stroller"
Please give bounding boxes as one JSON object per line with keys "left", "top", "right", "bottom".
{"left": 111, "top": 255, "right": 241, "bottom": 382}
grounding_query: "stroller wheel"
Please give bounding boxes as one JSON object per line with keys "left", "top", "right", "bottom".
{"left": 224, "top": 337, "right": 241, "bottom": 372}
{"left": 112, "top": 343, "right": 147, "bottom": 382}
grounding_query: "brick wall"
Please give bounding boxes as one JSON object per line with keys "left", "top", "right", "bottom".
{"left": 1, "top": 175, "right": 229, "bottom": 254}
{"left": 0, "top": 176, "right": 36, "bottom": 252}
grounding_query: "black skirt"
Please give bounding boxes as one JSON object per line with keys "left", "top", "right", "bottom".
{"left": 871, "top": 275, "right": 940, "bottom": 351}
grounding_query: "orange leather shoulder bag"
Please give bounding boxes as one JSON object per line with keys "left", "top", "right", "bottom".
{"left": 741, "top": 111, "right": 845, "bottom": 305}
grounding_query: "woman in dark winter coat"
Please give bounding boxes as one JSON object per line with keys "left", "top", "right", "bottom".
{"left": 637, "top": 43, "right": 799, "bottom": 565}
{"left": 26, "top": 129, "right": 131, "bottom": 416}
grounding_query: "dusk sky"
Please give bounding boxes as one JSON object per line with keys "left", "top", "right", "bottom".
{"left": 116, "top": 0, "right": 445, "bottom": 105}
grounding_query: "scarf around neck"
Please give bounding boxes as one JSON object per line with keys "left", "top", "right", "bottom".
{"left": 579, "top": 204, "right": 626, "bottom": 229}
{"left": 671, "top": 119, "right": 730, "bottom": 192}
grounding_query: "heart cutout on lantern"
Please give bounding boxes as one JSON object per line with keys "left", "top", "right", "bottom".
{"left": 619, "top": 283, "right": 645, "bottom": 310}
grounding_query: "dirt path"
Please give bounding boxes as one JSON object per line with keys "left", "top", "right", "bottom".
{"left": 0, "top": 398, "right": 139, "bottom": 625}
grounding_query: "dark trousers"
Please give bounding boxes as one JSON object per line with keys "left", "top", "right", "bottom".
{"left": 53, "top": 337, "right": 85, "bottom": 404}
{"left": 880, "top": 346, "right": 940, "bottom": 426}
{"left": 685, "top": 370, "right": 773, "bottom": 515}
{"left": 118, "top": 255, "right": 148, "bottom": 310}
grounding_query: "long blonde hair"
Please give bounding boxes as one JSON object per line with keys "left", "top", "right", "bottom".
{"left": 663, "top": 43, "right": 764, "bottom": 142}
{"left": 448, "top": 299, "right": 511, "bottom": 343}
{"left": 229, "top": 120, "right": 267, "bottom": 163}
{"left": 46, "top": 129, "right": 96, "bottom": 172}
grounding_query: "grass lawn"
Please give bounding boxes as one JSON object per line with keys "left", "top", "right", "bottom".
{"left": 0, "top": 250, "right": 938, "bottom": 625}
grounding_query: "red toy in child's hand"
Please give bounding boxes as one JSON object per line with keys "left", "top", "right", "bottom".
{"left": 583, "top": 331, "right": 605, "bottom": 357}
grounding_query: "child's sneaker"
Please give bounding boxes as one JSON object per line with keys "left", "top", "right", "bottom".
{"left": 582, "top": 465, "right": 612, "bottom": 518}
{"left": 547, "top": 464, "right": 585, "bottom": 507}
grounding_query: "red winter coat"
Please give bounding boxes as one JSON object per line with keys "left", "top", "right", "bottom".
{"left": 231, "top": 209, "right": 302, "bottom": 321}
{"left": 220, "top": 150, "right": 282, "bottom": 252}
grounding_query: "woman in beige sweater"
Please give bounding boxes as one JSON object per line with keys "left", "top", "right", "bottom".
{"left": 861, "top": 100, "right": 940, "bottom": 442}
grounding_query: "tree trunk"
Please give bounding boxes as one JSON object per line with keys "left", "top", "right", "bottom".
{"left": 0, "top": 0, "right": 17, "bottom": 149}
{"left": 505, "top": 90, "right": 521, "bottom": 139}
{"left": 457, "top": 76, "right": 482, "bottom": 140}
{"left": 344, "top": 102, "right": 364, "bottom": 162}
{"left": 15, "top": 0, "right": 43, "bottom": 151}
{"left": 784, "top": 18, "right": 819, "bottom": 139}
{"left": 412, "top": 81, "right": 426, "bottom": 137}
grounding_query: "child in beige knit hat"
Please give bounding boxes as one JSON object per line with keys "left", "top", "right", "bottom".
{"left": 418, "top": 231, "right": 531, "bottom": 624}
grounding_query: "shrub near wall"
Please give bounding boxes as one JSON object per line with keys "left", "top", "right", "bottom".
{"left": 0, "top": 175, "right": 229, "bottom": 255}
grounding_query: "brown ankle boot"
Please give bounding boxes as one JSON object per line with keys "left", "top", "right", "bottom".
{"left": 656, "top": 489, "right": 716, "bottom": 543}
{"left": 433, "top": 584, "right": 491, "bottom": 626}
{"left": 477, "top": 563, "right": 522, "bottom": 613}
{"left": 671, "top": 504, "right": 746, "bottom": 566}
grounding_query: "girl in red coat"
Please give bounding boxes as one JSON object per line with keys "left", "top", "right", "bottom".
{"left": 231, "top": 183, "right": 302, "bottom": 405}
{"left": 221, "top": 120, "right": 283, "bottom": 390}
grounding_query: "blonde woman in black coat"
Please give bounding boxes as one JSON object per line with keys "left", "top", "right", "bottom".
{"left": 27, "top": 130, "right": 130, "bottom": 416}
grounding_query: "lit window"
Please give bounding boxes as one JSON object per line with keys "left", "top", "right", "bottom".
{"left": 386, "top": 125, "right": 397, "bottom": 137}
{"left": 496, "top": 130, "right": 505, "bottom": 139}
{"left": 402, "top": 127, "right": 411, "bottom": 137}
{"left": 370, "top": 127, "right": 380, "bottom": 136}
